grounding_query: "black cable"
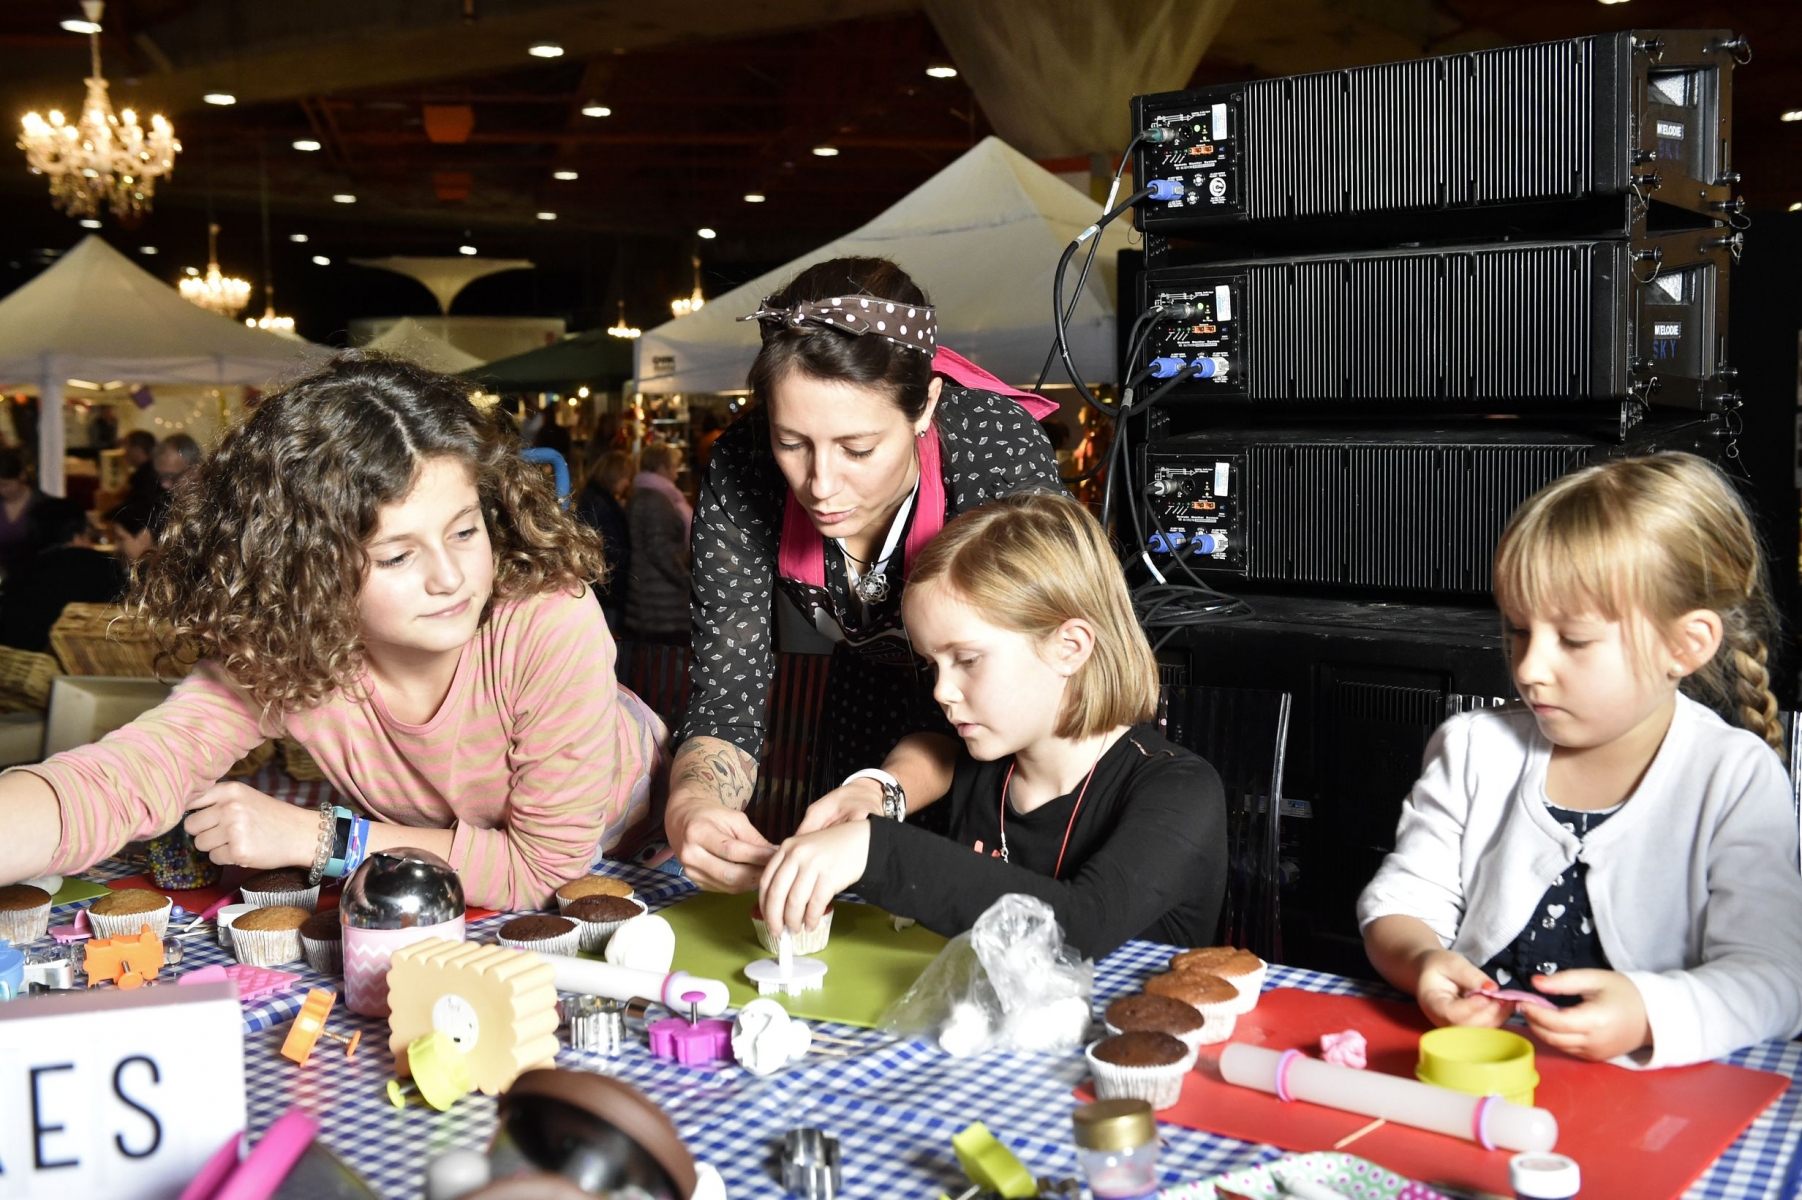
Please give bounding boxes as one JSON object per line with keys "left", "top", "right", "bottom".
{"left": 1032, "top": 134, "right": 1146, "bottom": 395}
{"left": 1052, "top": 187, "right": 1153, "bottom": 419}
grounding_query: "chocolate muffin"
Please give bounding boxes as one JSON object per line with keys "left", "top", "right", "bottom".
{"left": 1091, "top": 1031, "right": 1189, "bottom": 1068}
{"left": 299, "top": 909, "right": 343, "bottom": 975}
{"left": 1085, "top": 1031, "right": 1196, "bottom": 1110}
{"left": 1169, "top": 945, "right": 1267, "bottom": 1014}
{"left": 241, "top": 868, "right": 320, "bottom": 913}
{"left": 554, "top": 876, "right": 635, "bottom": 913}
{"left": 244, "top": 868, "right": 311, "bottom": 894}
{"left": 1105, "top": 993, "right": 1204, "bottom": 1037}
{"left": 1145, "top": 970, "right": 1238, "bottom": 1011}
{"left": 563, "top": 894, "right": 650, "bottom": 953}
{"left": 497, "top": 914, "right": 580, "bottom": 956}
{"left": 0, "top": 883, "right": 51, "bottom": 943}
{"left": 299, "top": 910, "right": 342, "bottom": 941}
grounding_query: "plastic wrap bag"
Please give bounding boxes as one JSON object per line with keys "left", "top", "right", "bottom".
{"left": 878, "top": 894, "right": 1094, "bottom": 1056}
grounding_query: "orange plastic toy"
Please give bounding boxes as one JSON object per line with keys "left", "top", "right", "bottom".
{"left": 281, "top": 988, "right": 363, "bottom": 1066}
{"left": 83, "top": 924, "right": 163, "bottom": 989}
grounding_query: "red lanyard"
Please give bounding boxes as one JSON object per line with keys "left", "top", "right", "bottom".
{"left": 998, "top": 747, "right": 1106, "bottom": 879}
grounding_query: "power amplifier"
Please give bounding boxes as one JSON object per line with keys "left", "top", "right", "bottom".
{"left": 1131, "top": 29, "right": 1740, "bottom": 238}
{"left": 1136, "top": 230, "right": 1733, "bottom": 411}
{"left": 1137, "top": 418, "right": 1722, "bottom": 597}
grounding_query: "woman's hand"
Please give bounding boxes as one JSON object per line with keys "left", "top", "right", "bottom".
{"left": 183, "top": 782, "right": 317, "bottom": 870}
{"left": 794, "top": 778, "right": 885, "bottom": 835}
{"left": 666, "top": 795, "right": 775, "bottom": 893}
{"left": 758, "top": 822, "right": 872, "bottom": 938}
{"left": 1414, "top": 949, "right": 1511, "bottom": 1029}
{"left": 1521, "top": 969, "right": 1650, "bottom": 1061}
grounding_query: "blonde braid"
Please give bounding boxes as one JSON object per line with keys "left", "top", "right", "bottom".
{"left": 1724, "top": 621, "right": 1784, "bottom": 753}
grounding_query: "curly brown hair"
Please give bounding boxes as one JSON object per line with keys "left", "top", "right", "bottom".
{"left": 132, "top": 352, "right": 607, "bottom": 715}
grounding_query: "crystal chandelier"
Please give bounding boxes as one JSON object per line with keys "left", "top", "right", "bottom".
{"left": 181, "top": 223, "right": 252, "bottom": 317}
{"left": 246, "top": 306, "right": 295, "bottom": 334}
{"left": 670, "top": 254, "right": 706, "bottom": 317}
{"left": 608, "top": 299, "right": 641, "bottom": 339}
{"left": 18, "top": 2, "right": 179, "bottom": 221}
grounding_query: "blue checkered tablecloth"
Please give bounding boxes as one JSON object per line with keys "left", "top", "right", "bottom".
{"left": 35, "top": 861, "right": 1802, "bottom": 1200}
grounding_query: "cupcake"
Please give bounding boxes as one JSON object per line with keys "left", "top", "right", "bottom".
{"left": 88, "top": 888, "right": 174, "bottom": 940}
{"left": 0, "top": 884, "right": 52, "bottom": 944}
{"left": 1085, "top": 1032, "right": 1197, "bottom": 1111}
{"left": 554, "top": 876, "right": 635, "bottom": 914}
{"left": 299, "top": 910, "right": 343, "bottom": 975}
{"left": 1104, "top": 991, "right": 1235, "bottom": 1050}
{"left": 1169, "top": 946, "right": 1267, "bottom": 1014}
{"left": 230, "top": 905, "right": 309, "bottom": 967}
{"left": 496, "top": 915, "right": 580, "bottom": 956}
{"left": 751, "top": 903, "right": 833, "bottom": 955}
{"left": 240, "top": 868, "right": 320, "bottom": 913}
{"left": 1142, "top": 971, "right": 1241, "bottom": 1035}
{"left": 563, "top": 895, "right": 649, "bottom": 954}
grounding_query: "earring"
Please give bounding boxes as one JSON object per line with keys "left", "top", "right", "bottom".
{"left": 916, "top": 428, "right": 927, "bottom": 439}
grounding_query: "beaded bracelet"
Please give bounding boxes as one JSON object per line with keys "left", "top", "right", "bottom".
{"left": 305, "top": 800, "right": 335, "bottom": 886}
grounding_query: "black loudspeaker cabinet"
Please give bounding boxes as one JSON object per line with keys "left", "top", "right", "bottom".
{"left": 1137, "top": 231, "right": 1735, "bottom": 412}
{"left": 1157, "top": 596, "right": 1513, "bottom": 980}
{"left": 1132, "top": 29, "right": 1740, "bottom": 244}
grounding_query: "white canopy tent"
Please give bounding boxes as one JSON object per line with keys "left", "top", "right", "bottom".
{"left": 0, "top": 236, "right": 326, "bottom": 495}
{"left": 635, "top": 136, "right": 1134, "bottom": 395}
{"left": 362, "top": 316, "right": 486, "bottom": 373}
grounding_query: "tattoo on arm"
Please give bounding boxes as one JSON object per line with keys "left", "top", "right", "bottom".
{"left": 673, "top": 736, "right": 758, "bottom": 810}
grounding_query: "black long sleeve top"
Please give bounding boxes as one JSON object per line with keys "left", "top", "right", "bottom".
{"left": 856, "top": 722, "right": 1228, "bottom": 960}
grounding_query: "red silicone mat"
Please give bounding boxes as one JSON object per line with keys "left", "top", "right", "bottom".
{"left": 1077, "top": 988, "right": 1786, "bottom": 1197}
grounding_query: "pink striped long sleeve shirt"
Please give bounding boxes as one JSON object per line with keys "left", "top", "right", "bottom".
{"left": 18, "top": 586, "right": 665, "bottom": 909}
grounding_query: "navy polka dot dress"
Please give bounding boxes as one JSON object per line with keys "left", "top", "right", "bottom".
{"left": 678, "top": 383, "right": 1063, "bottom": 790}
{"left": 1482, "top": 803, "right": 1621, "bottom": 1006}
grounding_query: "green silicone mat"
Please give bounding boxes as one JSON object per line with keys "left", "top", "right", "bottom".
{"left": 656, "top": 890, "right": 946, "bottom": 1028}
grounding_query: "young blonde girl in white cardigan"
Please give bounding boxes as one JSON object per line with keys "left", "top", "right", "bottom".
{"left": 1361, "top": 453, "right": 1802, "bottom": 1069}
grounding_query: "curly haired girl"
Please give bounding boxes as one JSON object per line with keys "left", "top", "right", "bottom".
{"left": 0, "top": 354, "right": 666, "bottom": 910}
{"left": 1361, "top": 452, "right": 1802, "bottom": 1068}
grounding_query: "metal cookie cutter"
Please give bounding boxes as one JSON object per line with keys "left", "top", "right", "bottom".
{"left": 565, "top": 995, "right": 626, "bottom": 1056}
{"left": 780, "top": 1128, "right": 841, "bottom": 1200}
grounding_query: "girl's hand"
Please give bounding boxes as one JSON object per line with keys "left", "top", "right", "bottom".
{"left": 758, "top": 822, "right": 872, "bottom": 938}
{"left": 1521, "top": 970, "right": 1650, "bottom": 1061}
{"left": 794, "top": 778, "right": 885, "bottom": 835}
{"left": 1415, "top": 949, "right": 1511, "bottom": 1028}
{"left": 183, "top": 782, "right": 317, "bottom": 870}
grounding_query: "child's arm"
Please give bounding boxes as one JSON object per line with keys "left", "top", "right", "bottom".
{"left": 2, "top": 666, "right": 271, "bottom": 883}
{"left": 794, "top": 733, "right": 959, "bottom": 833}
{"left": 1364, "top": 914, "right": 1511, "bottom": 1028}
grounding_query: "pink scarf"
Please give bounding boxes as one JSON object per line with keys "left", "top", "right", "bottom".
{"left": 776, "top": 348, "right": 1058, "bottom": 588}
{"left": 633, "top": 470, "right": 693, "bottom": 540}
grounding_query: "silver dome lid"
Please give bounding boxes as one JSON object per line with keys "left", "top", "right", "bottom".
{"left": 340, "top": 848, "right": 464, "bottom": 930}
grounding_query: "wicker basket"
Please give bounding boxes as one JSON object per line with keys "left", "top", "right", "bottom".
{"left": 48, "top": 604, "right": 189, "bottom": 679}
{"left": 0, "top": 647, "right": 58, "bottom": 714}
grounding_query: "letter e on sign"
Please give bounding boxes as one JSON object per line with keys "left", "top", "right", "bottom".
{"left": 0, "top": 982, "right": 245, "bottom": 1198}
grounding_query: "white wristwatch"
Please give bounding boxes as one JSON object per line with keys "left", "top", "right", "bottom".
{"left": 843, "top": 768, "right": 906, "bottom": 823}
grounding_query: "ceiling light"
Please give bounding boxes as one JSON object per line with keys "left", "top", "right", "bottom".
{"left": 697, "top": 227, "right": 717, "bottom": 239}
{"left": 528, "top": 42, "right": 564, "bottom": 58}
{"left": 553, "top": 170, "right": 579, "bottom": 181}
{"left": 743, "top": 192, "right": 765, "bottom": 203}
{"left": 289, "top": 232, "right": 308, "bottom": 243}
{"left": 311, "top": 255, "right": 330, "bottom": 266}
{"left": 183, "top": 266, "right": 199, "bottom": 276}
{"left": 580, "top": 103, "right": 611, "bottom": 118}
{"left": 79, "top": 218, "right": 100, "bottom": 229}
{"left": 139, "top": 245, "right": 157, "bottom": 254}
{"left": 1790, "top": 202, "right": 1802, "bottom": 212}
{"left": 459, "top": 244, "right": 478, "bottom": 255}
{"left": 332, "top": 193, "right": 356, "bottom": 203}
{"left": 812, "top": 145, "right": 839, "bottom": 157}
{"left": 536, "top": 211, "right": 557, "bottom": 220}
{"left": 1783, "top": 110, "right": 1802, "bottom": 123}
{"left": 202, "top": 92, "right": 236, "bottom": 106}
{"left": 62, "top": 18, "right": 102, "bottom": 34}
{"left": 926, "top": 65, "right": 958, "bottom": 79}
{"left": 293, "top": 139, "right": 321, "bottom": 152}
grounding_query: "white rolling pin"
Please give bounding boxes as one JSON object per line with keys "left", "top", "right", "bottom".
{"left": 1218, "top": 1043, "right": 1558, "bottom": 1153}
{"left": 538, "top": 954, "right": 731, "bottom": 1017}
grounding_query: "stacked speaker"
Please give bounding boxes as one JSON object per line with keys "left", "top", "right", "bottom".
{"left": 1123, "top": 30, "right": 1746, "bottom": 974}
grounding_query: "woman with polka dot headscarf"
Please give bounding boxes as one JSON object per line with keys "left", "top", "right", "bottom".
{"left": 665, "top": 257, "right": 1065, "bottom": 891}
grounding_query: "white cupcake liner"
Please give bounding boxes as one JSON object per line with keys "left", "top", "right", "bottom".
{"left": 569, "top": 896, "right": 649, "bottom": 953}
{"left": 498, "top": 925, "right": 581, "bottom": 957}
{"left": 1085, "top": 1039, "right": 1198, "bottom": 1111}
{"left": 240, "top": 884, "right": 321, "bottom": 913}
{"left": 1217, "top": 961, "right": 1266, "bottom": 1014}
{"left": 0, "top": 900, "right": 51, "bottom": 944}
{"left": 301, "top": 933, "right": 343, "bottom": 975}
{"left": 752, "top": 907, "right": 832, "bottom": 955}
{"left": 231, "top": 923, "right": 304, "bottom": 967}
{"left": 1105, "top": 1005, "right": 1237, "bottom": 1051}
{"left": 555, "top": 882, "right": 636, "bottom": 914}
{"left": 88, "top": 897, "right": 173, "bottom": 941}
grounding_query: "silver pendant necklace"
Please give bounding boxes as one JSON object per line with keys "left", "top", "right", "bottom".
{"left": 838, "top": 481, "right": 917, "bottom": 608}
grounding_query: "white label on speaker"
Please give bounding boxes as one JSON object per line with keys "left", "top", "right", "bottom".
{"left": 1215, "top": 284, "right": 1232, "bottom": 321}
{"left": 1211, "top": 103, "right": 1227, "bottom": 141}
{"left": 1654, "top": 322, "right": 1682, "bottom": 337}
{"left": 1656, "top": 120, "right": 1685, "bottom": 139}
{"left": 1214, "top": 462, "right": 1231, "bottom": 496}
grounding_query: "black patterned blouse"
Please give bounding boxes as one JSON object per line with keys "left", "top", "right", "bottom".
{"left": 1482, "top": 802, "right": 1620, "bottom": 1007}
{"left": 678, "top": 383, "right": 1063, "bottom": 781}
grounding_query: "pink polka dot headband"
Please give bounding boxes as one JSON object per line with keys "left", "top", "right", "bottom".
{"left": 740, "top": 294, "right": 938, "bottom": 355}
